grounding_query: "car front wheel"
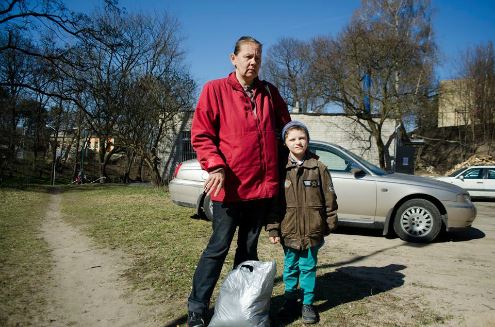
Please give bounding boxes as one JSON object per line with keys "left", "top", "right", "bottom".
{"left": 393, "top": 199, "right": 442, "bottom": 243}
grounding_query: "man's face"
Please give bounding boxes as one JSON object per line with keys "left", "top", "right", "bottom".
{"left": 230, "top": 42, "right": 262, "bottom": 84}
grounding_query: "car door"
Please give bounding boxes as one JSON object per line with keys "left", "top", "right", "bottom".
{"left": 457, "top": 167, "right": 485, "bottom": 196}
{"left": 483, "top": 167, "right": 495, "bottom": 198}
{"left": 309, "top": 144, "right": 377, "bottom": 223}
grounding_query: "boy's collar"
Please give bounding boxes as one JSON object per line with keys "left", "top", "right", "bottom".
{"left": 286, "top": 151, "right": 318, "bottom": 168}
{"left": 289, "top": 153, "right": 304, "bottom": 166}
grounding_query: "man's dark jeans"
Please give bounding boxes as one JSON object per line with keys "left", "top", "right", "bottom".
{"left": 187, "top": 199, "right": 269, "bottom": 314}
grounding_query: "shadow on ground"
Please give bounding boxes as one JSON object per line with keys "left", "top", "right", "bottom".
{"left": 436, "top": 227, "right": 485, "bottom": 242}
{"left": 269, "top": 264, "right": 406, "bottom": 326}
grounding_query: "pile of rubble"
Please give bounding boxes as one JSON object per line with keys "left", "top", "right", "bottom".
{"left": 445, "top": 154, "right": 495, "bottom": 176}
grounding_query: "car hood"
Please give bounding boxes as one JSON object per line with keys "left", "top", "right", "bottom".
{"left": 434, "top": 176, "right": 456, "bottom": 182}
{"left": 181, "top": 159, "right": 201, "bottom": 169}
{"left": 377, "top": 173, "right": 466, "bottom": 193}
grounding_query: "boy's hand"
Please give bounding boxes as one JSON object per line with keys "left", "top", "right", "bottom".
{"left": 269, "top": 236, "right": 280, "bottom": 244}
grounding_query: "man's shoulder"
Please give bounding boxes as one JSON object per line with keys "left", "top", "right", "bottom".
{"left": 205, "top": 76, "right": 229, "bottom": 88}
{"left": 261, "top": 80, "right": 275, "bottom": 88}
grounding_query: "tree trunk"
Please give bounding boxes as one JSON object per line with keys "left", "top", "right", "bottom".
{"left": 123, "top": 150, "right": 135, "bottom": 184}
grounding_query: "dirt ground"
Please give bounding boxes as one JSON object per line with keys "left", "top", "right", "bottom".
{"left": 39, "top": 193, "right": 161, "bottom": 326}
{"left": 318, "top": 200, "right": 495, "bottom": 327}
{"left": 38, "top": 193, "right": 495, "bottom": 326}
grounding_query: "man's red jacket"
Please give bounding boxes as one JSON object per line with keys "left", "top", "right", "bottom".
{"left": 191, "top": 72, "right": 291, "bottom": 202}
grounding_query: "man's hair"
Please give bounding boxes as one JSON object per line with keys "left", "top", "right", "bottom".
{"left": 234, "top": 36, "right": 263, "bottom": 55}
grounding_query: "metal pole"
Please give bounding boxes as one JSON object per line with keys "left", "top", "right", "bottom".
{"left": 394, "top": 123, "right": 401, "bottom": 172}
{"left": 80, "top": 130, "right": 87, "bottom": 182}
{"left": 47, "top": 125, "right": 57, "bottom": 185}
{"left": 52, "top": 160, "right": 56, "bottom": 186}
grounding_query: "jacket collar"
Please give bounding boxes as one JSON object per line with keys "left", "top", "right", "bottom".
{"left": 227, "top": 72, "right": 262, "bottom": 92}
{"left": 285, "top": 152, "right": 319, "bottom": 169}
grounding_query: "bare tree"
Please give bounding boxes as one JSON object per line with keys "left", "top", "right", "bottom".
{"left": 458, "top": 42, "right": 495, "bottom": 150}
{"left": 56, "top": 9, "right": 195, "bottom": 185}
{"left": 0, "top": 29, "right": 34, "bottom": 173}
{"left": 116, "top": 13, "right": 195, "bottom": 186}
{"left": 0, "top": 0, "right": 98, "bottom": 56}
{"left": 263, "top": 38, "right": 324, "bottom": 112}
{"left": 311, "top": 0, "right": 436, "bottom": 169}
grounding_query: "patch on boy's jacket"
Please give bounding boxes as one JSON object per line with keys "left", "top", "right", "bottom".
{"left": 285, "top": 180, "right": 292, "bottom": 188}
{"left": 303, "top": 180, "right": 320, "bottom": 187}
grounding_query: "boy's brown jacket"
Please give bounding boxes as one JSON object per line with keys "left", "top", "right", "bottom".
{"left": 266, "top": 156, "right": 338, "bottom": 250}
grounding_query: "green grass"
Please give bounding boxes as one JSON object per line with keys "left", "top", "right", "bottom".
{"left": 0, "top": 187, "right": 51, "bottom": 326}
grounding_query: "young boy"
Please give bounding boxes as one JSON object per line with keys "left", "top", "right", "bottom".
{"left": 267, "top": 121, "right": 338, "bottom": 324}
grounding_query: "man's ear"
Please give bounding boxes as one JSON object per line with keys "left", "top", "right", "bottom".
{"left": 230, "top": 53, "right": 236, "bottom": 67}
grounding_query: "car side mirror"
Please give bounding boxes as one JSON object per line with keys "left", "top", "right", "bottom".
{"left": 350, "top": 164, "right": 363, "bottom": 175}
{"left": 457, "top": 175, "right": 464, "bottom": 181}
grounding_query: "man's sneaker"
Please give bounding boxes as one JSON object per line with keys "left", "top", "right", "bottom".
{"left": 302, "top": 304, "right": 319, "bottom": 324}
{"left": 277, "top": 298, "right": 300, "bottom": 320}
{"left": 187, "top": 311, "right": 205, "bottom": 327}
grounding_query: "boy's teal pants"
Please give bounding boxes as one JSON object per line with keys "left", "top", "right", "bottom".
{"left": 282, "top": 243, "right": 321, "bottom": 305}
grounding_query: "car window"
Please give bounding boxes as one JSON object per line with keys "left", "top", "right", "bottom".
{"left": 462, "top": 168, "right": 483, "bottom": 179}
{"left": 449, "top": 167, "right": 467, "bottom": 177}
{"left": 487, "top": 168, "right": 495, "bottom": 179}
{"left": 310, "top": 147, "right": 350, "bottom": 172}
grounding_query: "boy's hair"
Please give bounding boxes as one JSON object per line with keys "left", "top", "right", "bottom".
{"left": 281, "top": 121, "right": 310, "bottom": 142}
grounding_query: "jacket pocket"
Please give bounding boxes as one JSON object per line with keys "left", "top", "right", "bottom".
{"left": 307, "top": 206, "right": 325, "bottom": 235}
{"left": 281, "top": 207, "right": 297, "bottom": 237}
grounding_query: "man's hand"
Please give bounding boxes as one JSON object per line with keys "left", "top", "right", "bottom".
{"left": 204, "top": 168, "right": 225, "bottom": 197}
{"left": 269, "top": 236, "right": 280, "bottom": 244}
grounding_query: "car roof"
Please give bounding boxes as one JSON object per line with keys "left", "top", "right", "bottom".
{"left": 310, "top": 140, "right": 344, "bottom": 150}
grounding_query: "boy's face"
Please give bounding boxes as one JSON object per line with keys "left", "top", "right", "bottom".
{"left": 285, "top": 128, "right": 308, "bottom": 160}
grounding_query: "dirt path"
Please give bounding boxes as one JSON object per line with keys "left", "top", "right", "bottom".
{"left": 40, "top": 193, "right": 160, "bottom": 326}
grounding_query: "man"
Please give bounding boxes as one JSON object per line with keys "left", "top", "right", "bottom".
{"left": 187, "top": 36, "right": 291, "bottom": 327}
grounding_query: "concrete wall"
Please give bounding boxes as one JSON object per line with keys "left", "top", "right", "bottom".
{"left": 159, "top": 112, "right": 397, "bottom": 181}
{"left": 291, "top": 113, "right": 396, "bottom": 164}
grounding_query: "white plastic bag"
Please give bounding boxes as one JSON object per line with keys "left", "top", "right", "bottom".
{"left": 208, "top": 260, "right": 276, "bottom": 327}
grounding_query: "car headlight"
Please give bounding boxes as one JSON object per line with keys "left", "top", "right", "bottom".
{"left": 456, "top": 193, "right": 471, "bottom": 203}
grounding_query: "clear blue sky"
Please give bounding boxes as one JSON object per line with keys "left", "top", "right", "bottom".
{"left": 66, "top": 0, "right": 495, "bottom": 87}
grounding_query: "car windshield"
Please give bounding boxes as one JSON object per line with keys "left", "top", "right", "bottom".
{"left": 448, "top": 167, "right": 467, "bottom": 177}
{"left": 336, "top": 145, "right": 388, "bottom": 176}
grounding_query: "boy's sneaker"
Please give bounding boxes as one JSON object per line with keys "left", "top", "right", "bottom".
{"left": 187, "top": 311, "right": 205, "bottom": 327}
{"left": 302, "top": 304, "right": 319, "bottom": 324}
{"left": 277, "top": 298, "right": 300, "bottom": 320}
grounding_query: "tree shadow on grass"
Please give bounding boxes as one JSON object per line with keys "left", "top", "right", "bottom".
{"left": 269, "top": 264, "right": 406, "bottom": 326}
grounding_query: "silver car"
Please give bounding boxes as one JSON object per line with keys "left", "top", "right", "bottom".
{"left": 169, "top": 141, "right": 477, "bottom": 243}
